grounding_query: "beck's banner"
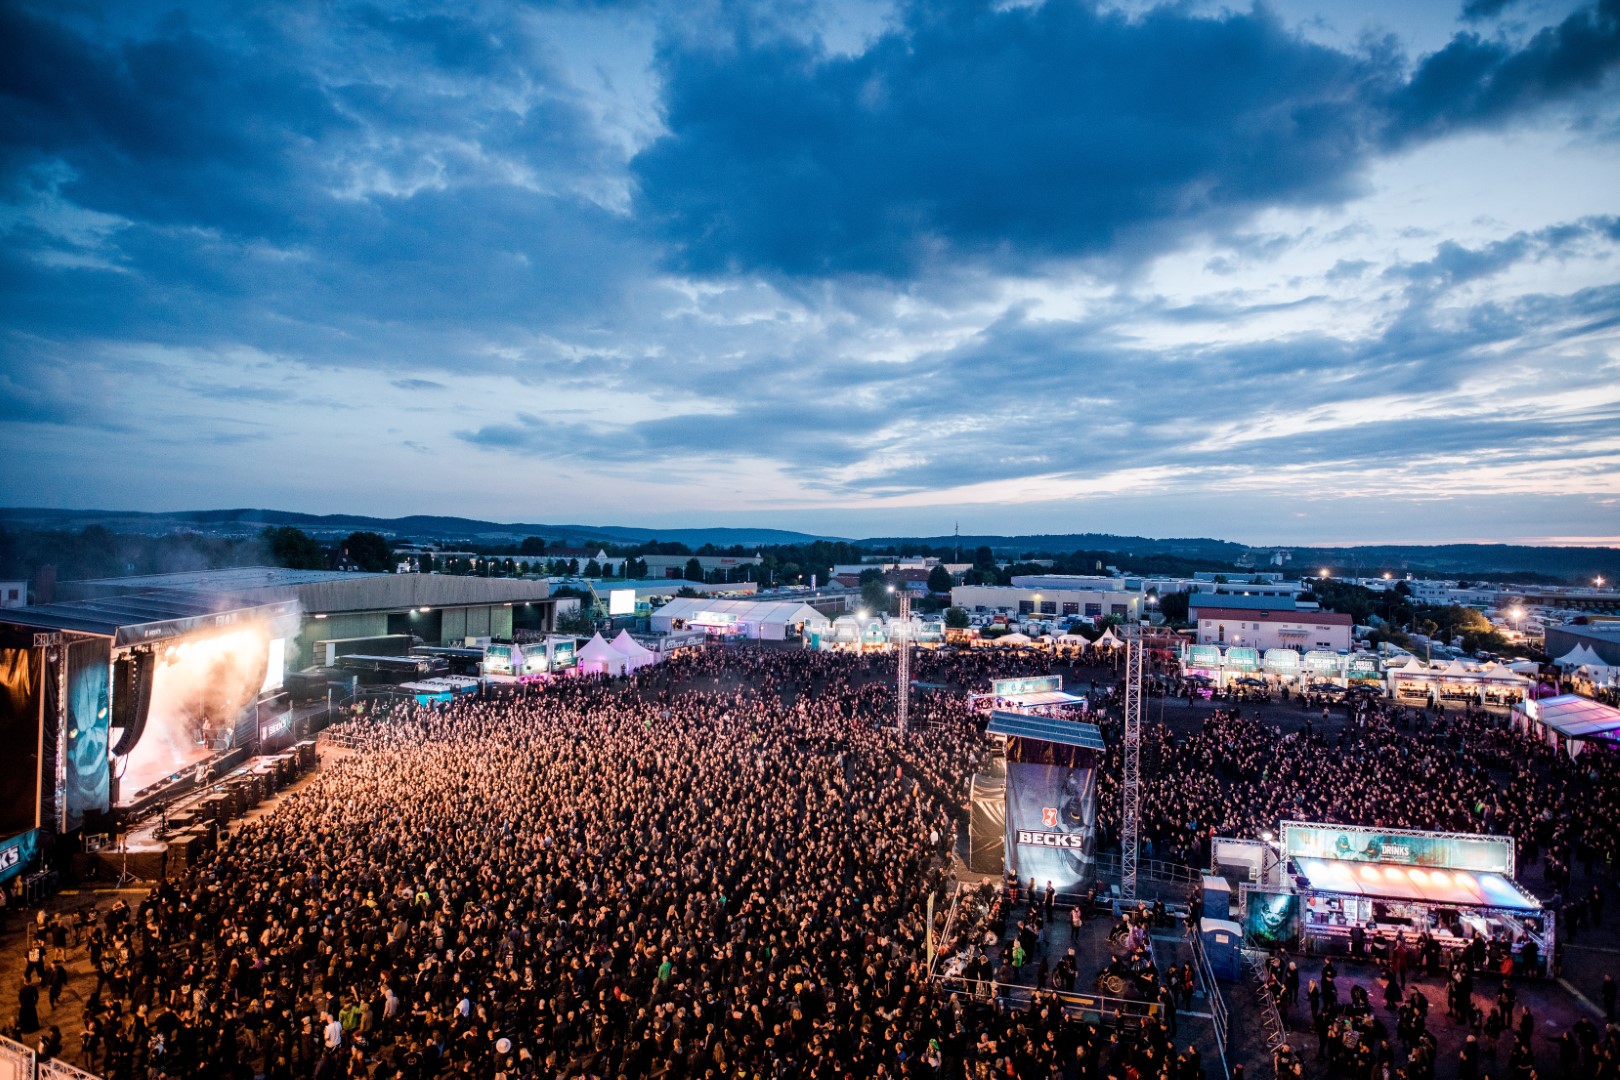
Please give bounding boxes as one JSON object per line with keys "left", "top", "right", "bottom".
{"left": 1004, "top": 762, "right": 1098, "bottom": 892}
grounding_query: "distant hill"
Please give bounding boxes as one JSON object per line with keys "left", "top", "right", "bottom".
{"left": 1, "top": 508, "right": 1612, "bottom": 583}
{"left": 0, "top": 507, "right": 837, "bottom": 549}
{"left": 856, "top": 532, "right": 1251, "bottom": 561}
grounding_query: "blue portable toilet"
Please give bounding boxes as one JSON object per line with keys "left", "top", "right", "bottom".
{"left": 1200, "top": 917, "right": 1243, "bottom": 982}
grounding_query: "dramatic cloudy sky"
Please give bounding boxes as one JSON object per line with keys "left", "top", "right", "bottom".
{"left": 3, "top": 0, "right": 1618, "bottom": 544}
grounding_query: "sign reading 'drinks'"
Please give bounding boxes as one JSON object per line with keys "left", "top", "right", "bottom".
{"left": 992, "top": 675, "right": 1062, "bottom": 698}
{"left": 1280, "top": 821, "right": 1514, "bottom": 876}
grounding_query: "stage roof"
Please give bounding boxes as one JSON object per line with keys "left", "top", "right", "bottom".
{"left": 987, "top": 711, "right": 1105, "bottom": 751}
{"left": 0, "top": 592, "right": 299, "bottom": 647}
{"left": 1296, "top": 857, "right": 1541, "bottom": 912}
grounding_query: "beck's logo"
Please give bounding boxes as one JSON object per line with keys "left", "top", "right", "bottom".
{"left": 1042, "top": 806, "right": 1058, "bottom": 828}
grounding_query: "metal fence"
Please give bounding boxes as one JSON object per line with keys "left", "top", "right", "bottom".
{"left": 1190, "top": 924, "right": 1232, "bottom": 1079}
{"left": 0, "top": 1035, "right": 106, "bottom": 1080}
{"left": 1240, "top": 947, "right": 1289, "bottom": 1055}
{"left": 0, "top": 1036, "right": 32, "bottom": 1080}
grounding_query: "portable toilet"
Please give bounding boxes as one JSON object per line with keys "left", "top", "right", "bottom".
{"left": 1200, "top": 917, "right": 1243, "bottom": 982}
{"left": 1202, "top": 874, "right": 1233, "bottom": 919}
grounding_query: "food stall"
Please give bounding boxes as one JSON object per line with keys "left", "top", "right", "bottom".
{"left": 1247, "top": 821, "right": 1552, "bottom": 974}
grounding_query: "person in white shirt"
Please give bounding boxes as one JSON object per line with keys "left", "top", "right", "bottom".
{"left": 322, "top": 1012, "right": 344, "bottom": 1051}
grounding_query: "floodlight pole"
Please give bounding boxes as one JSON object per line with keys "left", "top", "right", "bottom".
{"left": 1121, "top": 619, "right": 1145, "bottom": 901}
{"left": 896, "top": 591, "right": 911, "bottom": 733}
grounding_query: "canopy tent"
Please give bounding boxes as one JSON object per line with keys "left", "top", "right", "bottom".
{"left": 1506, "top": 660, "right": 1542, "bottom": 674}
{"left": 1557, "top": 644, "right": 1607, "bottom": 668}
{"left": 1515, "top": 694, "right": 1620, "bottom": 758}
{"left": 1093, "top": 627, "right": 1124, "bottom": 649}
{"left": 996, "top": 632, "right": 1033, "bottom": 646}
{"left": 610, "top": 630, "right": 658, "bottom": 672}
{"left": 1055, "top": 634, "right": 1090, "bottom": 646}
{"left": 576, "top": 633, "right": 628, "bottom": 676}
{"left": 1295, "top": 857, "right": 1540, "bottom": 912}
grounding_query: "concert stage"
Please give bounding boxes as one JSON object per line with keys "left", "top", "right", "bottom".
{"left": 79, "top": 741, "right": 319, "bottom": 883}
{"left": 0, "top": 589, "right": 301, "bottom": 866}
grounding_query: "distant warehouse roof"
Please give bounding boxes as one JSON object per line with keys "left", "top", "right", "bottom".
{"left": 58, "top": 566, "right": 552, "bottom": 614}
{"left": 1194, "top": 608, "right": 1351, "bottom": 625}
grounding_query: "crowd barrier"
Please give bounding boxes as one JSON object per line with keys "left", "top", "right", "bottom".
{"left": 1, "top": 1032, "right": 107, "bottom": 1080}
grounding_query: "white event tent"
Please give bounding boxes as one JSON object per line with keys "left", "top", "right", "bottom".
{"left": 610, "top": 630, "right": 659, "bottom": 672}
{"left": 577, "top": 632, "right": 628, "bottom": 676}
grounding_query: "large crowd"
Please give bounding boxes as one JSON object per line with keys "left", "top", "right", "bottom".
{"left": 9, "top": 641, "right": 1620, "bottom": 1080}
{"left": 4, "top": 645, "right": 1194, "bottom": 1080}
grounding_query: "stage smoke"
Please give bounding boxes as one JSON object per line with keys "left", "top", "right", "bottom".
{"left": 116, "top": 624, "right": 271, "bottom": 800}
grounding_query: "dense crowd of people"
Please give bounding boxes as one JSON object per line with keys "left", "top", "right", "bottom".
{"left": 3, "top": 646, "right": 1206, "bottom": 1080}
{"left": 8, "top": 640, "right": 1620, "bottom": 1079}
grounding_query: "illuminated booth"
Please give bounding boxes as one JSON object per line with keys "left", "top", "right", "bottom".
{"left": 482, "top": 636, "right": 577, "bottom": 682}
{"left": 986, "top": 711, "right": 1104, "bottom": 894}
{"left": 1241, "top": 821, "right": 1551, "bottom": 974}
{"left": 1390, "top": 658, "right": 1531, "bottom": 708}
{"left": 971, "top": 675, "right": 1089, "bottom": 717}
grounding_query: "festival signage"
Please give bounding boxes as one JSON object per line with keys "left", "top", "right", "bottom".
{"left": 0, "top": 829, "right": 40, "bottom": 885}
{"left": 483, "top": 645, "right": 514, "bottom": 676}
{"left": 992, "top": 675, "right": 1062, "bottom": 698}
{"left": 1225, "top": 647, "right": 1260, "bottom": 672}
{"left": 1263, "top": 649, "right": 1300, "bottom": 674}
{"left": 1281, "top": 821, "right": 1514, "bottom": 875}
{"left": 549, "top": 640, "right": 576, "bottom": 671}
{"left": 1004, "top": 762, "right": 1098, "bottom": 891}
{"left": 521, "top": 646, "right": 548, "bottom": 675}
{"left": 1187, "top": 645, "right": 1221, "bottom": 669}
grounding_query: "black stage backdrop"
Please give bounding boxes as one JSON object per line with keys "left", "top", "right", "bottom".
{"left": 0, "top": 628, "right": 42, "bottom": 835}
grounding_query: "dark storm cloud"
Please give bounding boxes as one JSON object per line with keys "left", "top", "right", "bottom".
{"left": 632, "top": 0, "right": 1620, "bottom": 279}
{"left": 0, "top": 0, "right": 647, "bottom": 369}
{"left": 1382, "top": 0, "right": 1620, "bottom": 144}
{"left": 1461, "top": 0, "right": 1523, "bottom": 21}
{"left": 633, "top": 1, "right": 1386, "bottom": 277}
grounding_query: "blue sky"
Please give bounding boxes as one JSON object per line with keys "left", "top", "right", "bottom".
{"left": 2, "top": 0, "right": 1617, "bottom": 545}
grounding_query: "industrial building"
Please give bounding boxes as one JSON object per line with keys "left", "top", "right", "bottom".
{"left": 1545, "top": 622, "right": 1620, "bottom": 668}
{"left": 1194, "top": 607, "right": 1353, "bottom": 652}
{"left": 950, "top": 584, "right": 1141, "bottom": 622}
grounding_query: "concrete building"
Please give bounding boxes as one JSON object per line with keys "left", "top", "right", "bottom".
{"left": 0, "top": 581, "right": 25, "bottom": 608}
{"left": 1195, "top": 607, "right": 1353, "bottom": 652}
{"left": 951, "top": 584, "right": 1140, "bottom": 622}
{"left": 1545, "top": 622, "right": 1620, "bottom": 668}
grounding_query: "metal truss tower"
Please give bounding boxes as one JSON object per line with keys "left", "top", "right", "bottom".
{"left": 896, "top": 591, "right": 911, "bottom": 732}
{"left": 1121, "top": 619, "right": 1145, "bottom": 900}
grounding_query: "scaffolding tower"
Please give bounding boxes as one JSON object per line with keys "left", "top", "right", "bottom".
{"left": 896, "top": 591, "right": 911, "bottom": 732}
{"left": 1121, "top": 619, "right": 1145, "bottom": 900}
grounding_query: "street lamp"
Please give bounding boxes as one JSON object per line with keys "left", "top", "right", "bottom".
{"left": 1319, "top": 568, "right": 1331, "bottom": 579}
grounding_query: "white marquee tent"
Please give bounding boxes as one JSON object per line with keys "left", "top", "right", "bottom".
{"left": 577, "top": 632, "right": 628, "bottom": 676}
{"left": 610, "top": 630, "right": 659, "bottom": 672}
